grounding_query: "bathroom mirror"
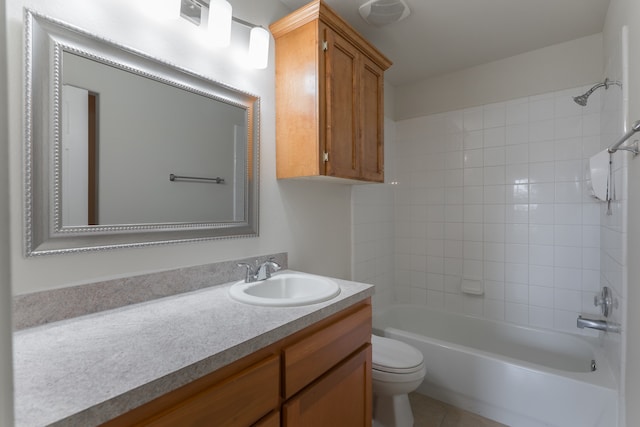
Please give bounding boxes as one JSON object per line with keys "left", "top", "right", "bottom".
{"left": 24, "top": 10, "right": 260, "bottom": 255}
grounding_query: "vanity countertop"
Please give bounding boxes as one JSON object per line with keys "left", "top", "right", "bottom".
{"left": 12, "top": 271, "right": 374, "bottom": 427}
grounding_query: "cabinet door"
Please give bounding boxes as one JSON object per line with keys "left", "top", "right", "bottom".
{"left": 283, "top": 345, "right": 372, "bottom": 427}
{"left": 359, "top": 56, "right": 384, "bottom": 182}
{"left": 323, "top": 26, "right": 361, "bottom": 180}
{"left": 253, "top": 411, "right": 279, "bottom": 427}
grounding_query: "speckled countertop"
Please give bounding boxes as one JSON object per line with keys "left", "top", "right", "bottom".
{"left": 13, "top": 271, "right": 374, "bottom": 427}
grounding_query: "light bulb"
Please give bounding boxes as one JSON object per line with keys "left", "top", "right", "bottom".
{"left": 138, "top": 0, "right": 181, "bottom": 21}
{"left": 249, "top": 27, "right": 270, "bottom": 69}
{"left": 209, "top": 0, "right": 232, "bottom": 47}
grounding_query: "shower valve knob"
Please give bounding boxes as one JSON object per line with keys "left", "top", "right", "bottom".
{"left": 594, "top": 286, "right": 614, "bottom": 318}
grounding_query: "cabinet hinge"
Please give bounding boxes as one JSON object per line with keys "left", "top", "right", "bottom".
{"left": 323, "top": 152, "right": 329, "bottom": 162}
{"left": 322, "top": 41, "right": 328, "bottom": 51}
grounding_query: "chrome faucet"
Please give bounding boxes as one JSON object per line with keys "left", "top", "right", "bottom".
{"left": 577, "top": 315, "right": 621, "bottom": 334}
{"left": 237, "top": 258, "right": 281, "bottom": 283}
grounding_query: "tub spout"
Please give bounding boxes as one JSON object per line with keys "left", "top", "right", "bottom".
{"left": 577, "top": 315, "right": 621, "bottom": 333}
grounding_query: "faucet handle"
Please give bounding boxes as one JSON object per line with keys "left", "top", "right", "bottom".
{"left": 237, "top": 262, "right": 255, "bottom": 282}
{"left": 256, "top": 258, "right": 281, "bottom": 280}
{"left": 267, "top": 257, "right": 281, "bottom": 269}
{"left": 594, "top": 286, "right": 614, "bottom": 317}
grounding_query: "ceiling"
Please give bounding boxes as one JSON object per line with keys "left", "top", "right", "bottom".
{"left": 278, "top": 0, "right": 611, "bottom": 87}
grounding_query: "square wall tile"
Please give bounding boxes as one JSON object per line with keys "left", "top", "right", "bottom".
{"left": 484, "top": 147, "right": 506, "bottom": 166}
{"left": 484, "top": 127, "right": 506, "bottom": 147}
{"left": 464, "top": 149, "right": 484, "bottom": 168}
{"left": 506, "top": 282, "right": 528, "bottom": 304}
{"left": 506, "top": 123, "right": 529, "bottom": 145}
{"left": 484, "top": 205, "right": 506, "bottom": 224}
{"left": 530, "top": 286, "right": 554, "bottom": 308}
{"left": 485, "top": 166, "right": 507, "bottom": 185}
{"left": 529, "top": 306, "right": 554, "bottom": 328}
{"left": 505, "top": 263, "right": 528, "bottom": 284}
{"left": 505, "top": 98, "right": 529, "bottom": 125}
{"left": 529, "top": 162, "right": 555, "bottom": 183}
{"left": 506, "top": 303, "right": 529, "bottom": 325}
{"left": 529, "top": 121, "right": 555, "bottom": 143}
{"left": 506, "top": 204, "right": 529, "bottom": 224}
{"left": 484, "top": 185, "right": 506, "bottom": 204}
{"left": 505, "top": 244, "right": 528, "bottom": 264}
{"left": 463, "top": 107, "right": 484, "bottom": 131}
{"left": 484, "top": 103, "right": 506, "bottom": 128}
{"left": 464, "top": 130, "right": 484, "bottom": 149}
{"left": 484, "top": 223, "right": 505, "bottom": 242}
{"left": 506, "top": 145, "right": 529, "bottom": 164}
{"left": 484, "top": 299, "right": 506, "bottom": 321}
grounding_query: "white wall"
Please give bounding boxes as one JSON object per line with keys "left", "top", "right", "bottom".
{"left": 6, "top": 0, "right": 355, "bottom": 295}
{"left": 604, "top": 1, "right": 640, "bottom": 425}
{"left": 396, "top": 33, "right": 604, "bottom": 120}
{"left": 0, "top": 0, "right": 15, "bottom": 423}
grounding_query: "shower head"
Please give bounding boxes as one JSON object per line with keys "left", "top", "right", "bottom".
{"left": 573, "top": 78, "right": 621, "bottom": 106}
{"left": 573, "top": 93, "right": 589, "bottom": 106}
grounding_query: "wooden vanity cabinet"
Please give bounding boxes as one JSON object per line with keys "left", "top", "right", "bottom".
{"left": 101, "top": 353, "right": 280, "bottom": 427}
{"left": 270, "top": 0, "right": 391, "bottom": 183}
{"left": 102, "top": 300, "right": 372, "bottom": 427}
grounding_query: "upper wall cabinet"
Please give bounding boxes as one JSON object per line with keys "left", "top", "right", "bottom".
{"left": 270, "top": 0, "right": 392, "bottom": 183}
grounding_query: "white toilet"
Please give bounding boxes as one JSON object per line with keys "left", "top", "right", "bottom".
{"left": 371, "top": 334, "right": 426, "bottom": 427}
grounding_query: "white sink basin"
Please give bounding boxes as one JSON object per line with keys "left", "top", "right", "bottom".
{"left": 228, "top": 272, "right": 341, "bottom": 307}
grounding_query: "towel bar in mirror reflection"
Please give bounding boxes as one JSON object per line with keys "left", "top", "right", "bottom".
{"left": 169, "top": 174, "right": 225, "bottom": 184}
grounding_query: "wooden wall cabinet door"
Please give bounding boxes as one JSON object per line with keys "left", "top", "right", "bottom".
{"left": 323, "top": 26, "right": 360, "bottom": 181}
{"left": 323, "top": 26, "right": 385, "bottom": 182}
{"left": 270, "top": 0, "right": 391, "bottom": 183}
{"left": 358, "top": 56, "right": 385, "bottom": 182}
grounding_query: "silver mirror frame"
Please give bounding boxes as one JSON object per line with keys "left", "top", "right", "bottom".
{"left": 24, "top": 9, "right": 260, "bottom": 256}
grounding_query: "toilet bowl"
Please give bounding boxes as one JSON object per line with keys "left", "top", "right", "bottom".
{"left": 371, "top": 334, "right": 426, "bottom": 427}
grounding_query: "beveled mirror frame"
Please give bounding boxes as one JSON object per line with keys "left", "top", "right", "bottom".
{"left": 24, "top": 9, "right": 260, "bottom": 256}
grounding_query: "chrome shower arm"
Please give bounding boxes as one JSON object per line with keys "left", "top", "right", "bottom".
{"left": 573, "top": 78, "right": 621, "bottom": 106}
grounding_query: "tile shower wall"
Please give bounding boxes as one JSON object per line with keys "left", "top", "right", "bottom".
{"left": 352, "top": 118, "right": 397, "bottom": 311}
{"left": 352, "top": 184, "right": 395, "bottom": 310}
{"left": 392, "top": 86, "right": 604, "bottom": 333}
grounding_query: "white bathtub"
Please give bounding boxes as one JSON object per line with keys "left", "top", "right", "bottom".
{"left": 372, "top": 305, "right": 618, "bottom": 427}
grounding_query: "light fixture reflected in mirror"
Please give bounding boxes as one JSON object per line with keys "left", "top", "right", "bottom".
{"left": 179, "top": 0, "right": 270, "bottom": 69}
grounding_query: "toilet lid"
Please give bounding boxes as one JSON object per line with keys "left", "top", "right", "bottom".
{"left": 371, "top": 334, "right": 424, "bottom": 374}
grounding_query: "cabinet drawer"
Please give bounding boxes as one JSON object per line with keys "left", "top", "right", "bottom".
{"left": 282, "top": 305, "right": 371, "bottom": 398}
{"left": 140, "top": 355, "right": 279, "bottom": 427}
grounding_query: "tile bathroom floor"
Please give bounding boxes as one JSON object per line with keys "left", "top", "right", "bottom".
{"left": 409, "top": 393, "right": 508, "bottom": 427}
